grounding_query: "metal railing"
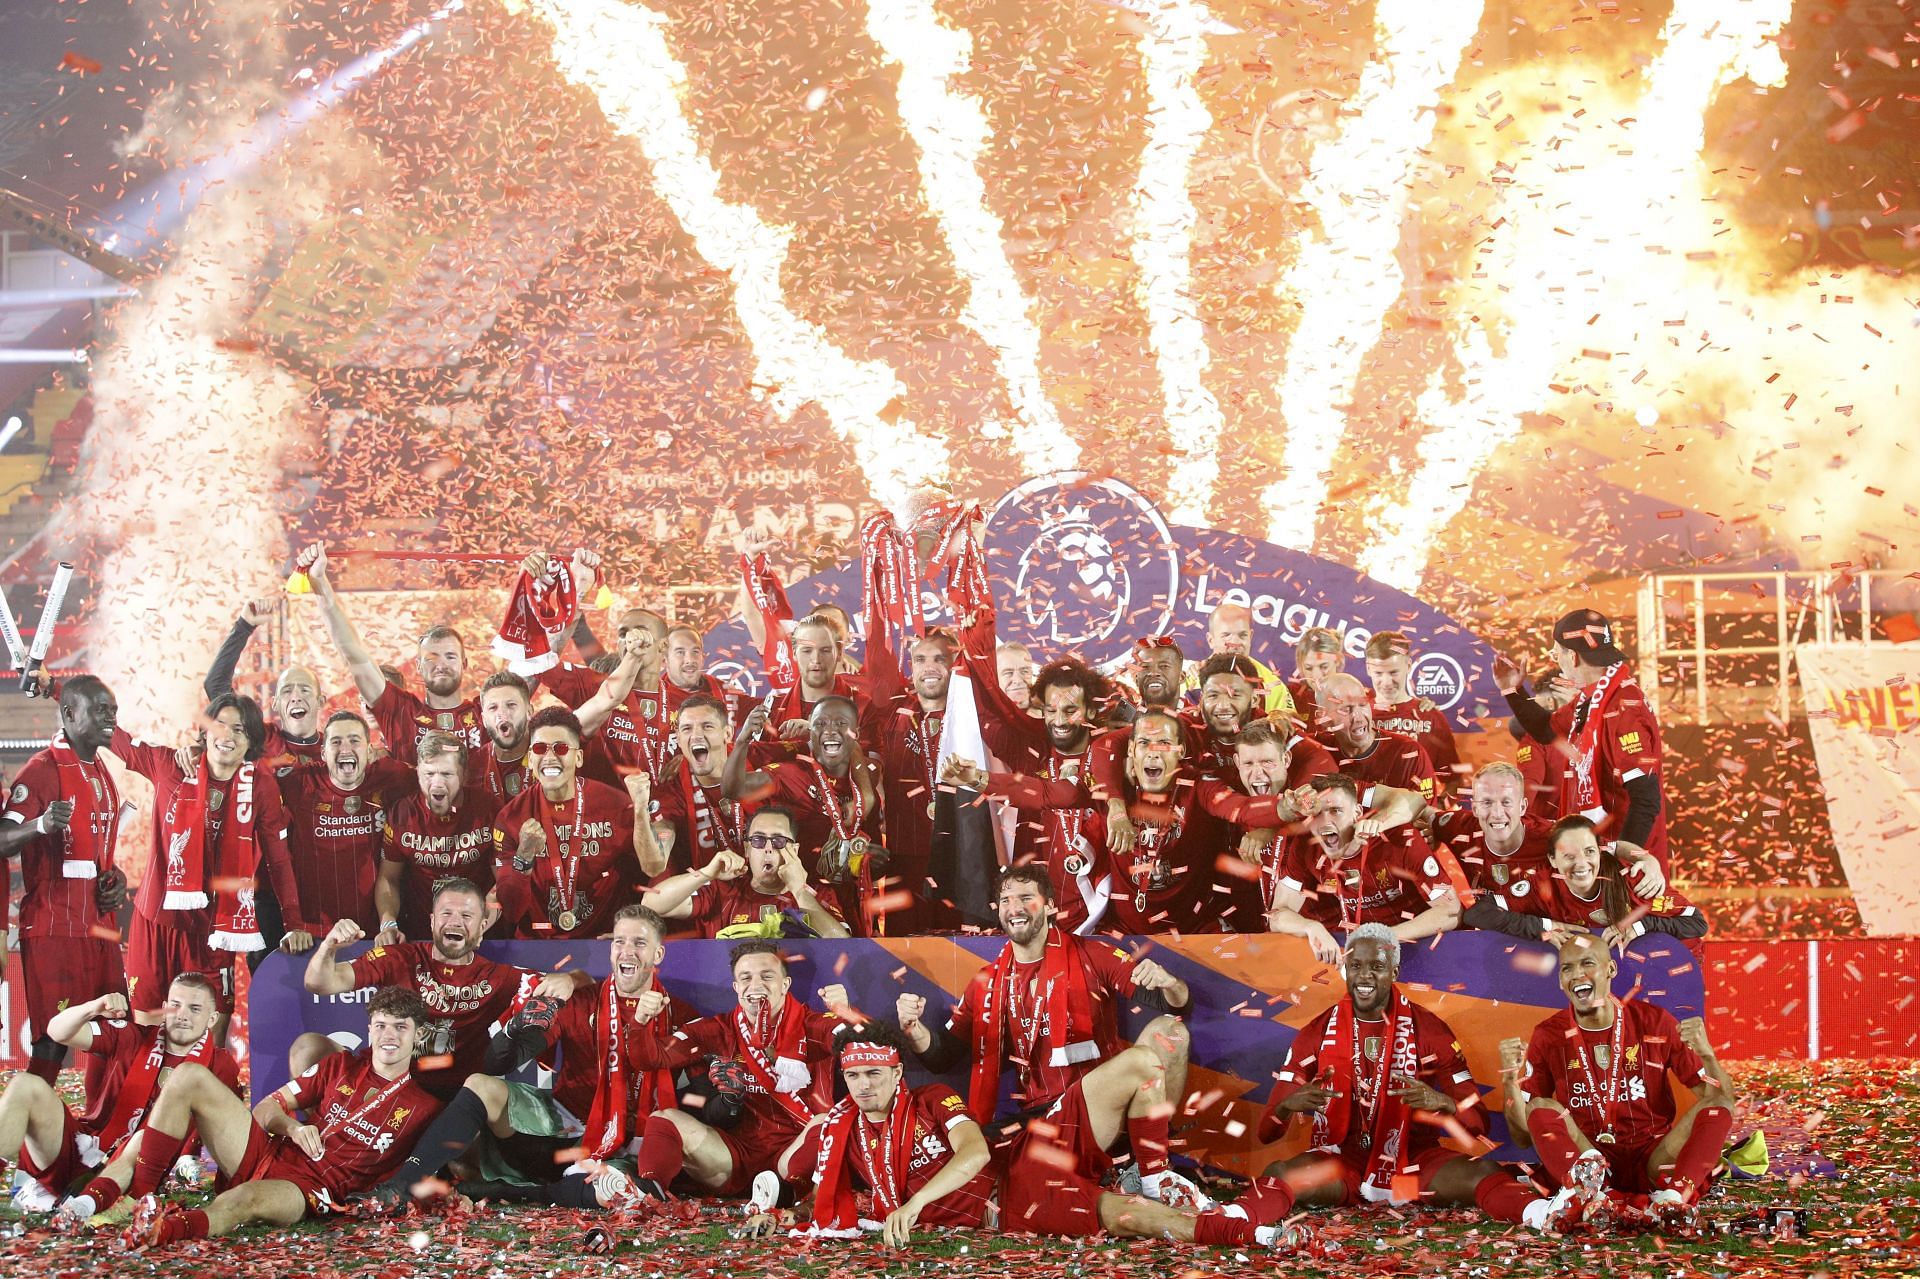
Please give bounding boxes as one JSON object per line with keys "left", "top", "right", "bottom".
{"left": 1635, "top": 568, "right": 1917, "bottom": 724}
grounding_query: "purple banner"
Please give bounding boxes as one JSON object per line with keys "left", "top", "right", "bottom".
{"left": 248, "top": 930, "right": 1703, "bottom": 1172}
{"left": 702, "top": 474, "right": 1502, "bottom": 729}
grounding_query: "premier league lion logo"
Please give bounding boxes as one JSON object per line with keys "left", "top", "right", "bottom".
{"left": 986, "top": 473, "right": 1180, "bottom": 671}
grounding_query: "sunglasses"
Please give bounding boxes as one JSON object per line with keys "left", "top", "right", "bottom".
{"left": 529, "top": 741, "right": 575, "bottom": 758}
{"left": 747, "top": 833, "right": 796, "bottom": 851}
{"left": 1135, "top": 635, "right": 1178, "bottom": 650}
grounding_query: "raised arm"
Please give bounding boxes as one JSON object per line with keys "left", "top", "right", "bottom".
{"left": 575, "top": 646, "right": 643, "bottom": 737}
{"left": 625, "top": 773, "right": 668, "bottom": 879}
{"left": 721, "top": 704, "right": 778, "bottom": 801}
{"left": 46, "top": 991, "right": 129, "bottom": 1051}
{"left": 299, "top": 544, "right": 388, "bottom": 705}
{"left": 205, "top": 598, "right": 275, "bottom": 701}
{"left": 304, "top": 918, "right": 364, "bottom": 994}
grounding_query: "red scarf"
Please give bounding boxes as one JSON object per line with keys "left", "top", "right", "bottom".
{"left": 96, "top": 1023, "right": 219, "bottom": 1155}
{"left": 965, "top": 927, "right": 1099, "bottom": 1122}
{"left": 732, "top": 993, "right": 817, "bottom": 1125}
{"left": 158, "top": 761, "right": 263, "bottom": 951}
{"left": 806, "top": 1088, "right": 915, "bottom": 1234}
{"left": 1568, "top": 663, "right": 1632, "bottom": 818}
{"left": 1312, "top": 990, "right": 1417, "bottom": 1199}
{"left": 741, "top": 549, "right": 798, "bottom": 692}
{"left": 47, "top": 732, "right": 119, "bottom": 882}
{"left": 493, "top": 557, "right": 578, "bottom": 676}
{"left": 580, "top": 976, "right": 676, "bottom": 1160}
{"left": 861, "top": 503, "right": 979, "bottom": 671}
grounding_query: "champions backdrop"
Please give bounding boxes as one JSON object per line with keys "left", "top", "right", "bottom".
{"left": 248, "top": 931, "right": 1707, "bottom": 1175}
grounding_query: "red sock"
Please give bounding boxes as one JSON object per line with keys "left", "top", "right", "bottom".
{"left": 1232, "top": 1176, "right": 1297, "bottom": 1226}
{"left": 1129, "top": 1111, "right": 1171, "bottom": 1179}
{"left": 1472, "top": 1170, "right": 1538, "bottom": 1223}
{"left": 1193, "top": 1209, "right": 1256, "bottom": 1246}
{"left": 1529, "top": 1110, "right": 1583, "bottom": 1186}
{"left": 129, "top": 1127, "right": 189, "bottom": 1199}
{"left": 633, "top": 1115, "right": 685, "bottom": 1185}
{"left": 155, "top": 1208, "right": 210, "bottom": 1245}
{"left": 1660, "top": 1106, "right": 1733, "bottom": 1201}
{"left": 80, "top": 1175, "right": 124, "bottom": 1212}
{"left": 26, "top": 1056, "right": 60, "bottom": 1085}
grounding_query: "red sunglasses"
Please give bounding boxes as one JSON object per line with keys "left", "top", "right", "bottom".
{"left": 529, "top": 741, "right": 575, "bottom": 758}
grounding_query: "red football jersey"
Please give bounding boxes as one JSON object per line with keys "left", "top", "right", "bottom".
{"left": 3, "top": 749, "right": 120, "bottom": 940}
{"left": 1374, "top": 698, "right": 1459, "bottom": 784}
{"left": 1578, "top": 682, "right": 1669, "bottom": 868}
{"left": 490, "top": 779, "right": 638, "bottom": 939}
{"left": 550, "top": 981, "right": 696, "bottom": 1123}
{"left": 650, "top": 760, "right": 747, "bottom": 876}
{"left": 79, "top": 1019, "right": 242, "bottom": 1138}
{"left": 944, "top": 937, "right": 1138, "bottom": 1113}
{"left": 347, "top": 943, "right": 538, "bottom": 1092}
{"left": 847, "top": 1084, "right": 994, "bottom": 1227}
{"left": 1522, "top": 1000, "right": 1709, "bottom": 1148}
{"left": 1330, "top": 730, "right": 1437, "bottom": 802}
{"left": 1267, "top": 827, "right": 1469, "bottom": 928}
{"left": 371, "top": 684, "right": 483, "bottom": 767}
{"left": 274, "top": 1047, "right": 442, "bottom": 1195}
{"left": 1259, "top": 996, "right": 1484, "bottom": 1163}
{"left": 378, "top": 789, "right": 499, "bottom": 940}
{"left": 277, "top": 759, "right": 415, "bottom": 933}
{"left": 644, "top": 1004, "right": 843, "bottom": 1146}
{"left": 1430, "top": 808, "right": 1554, "bottom": 896}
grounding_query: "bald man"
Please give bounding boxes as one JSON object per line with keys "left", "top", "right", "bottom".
{"left": 1181, "top": 603, "right": 1296, "bottom": 717}
{"left": 205, "top": 597, "right": 329, "bottom": 762}
{"left": 1314, "top": 673, "right": 1438, "bottom": 802}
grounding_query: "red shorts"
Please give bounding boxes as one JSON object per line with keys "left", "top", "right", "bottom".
{"left": 1002, "top": 1082, "right": 1113, "bottom": 1237}
{"left": 16, "top": 1104, "right": 91, "bottom": 1194}
{"left": 126, "top": 917, "right": 235, "bottom": 1014}
{"left": 711, "top": 1119, "right": 804, "bottom": 1197}
{"left": 233, "top": 1123, "right": 337, "bottom": 1215}
{"left": 20, "top": 936, "right": 125, "bottom": 1037}
{"left": 1587, "top": 1137, "right": 1663, "bottom": 1196}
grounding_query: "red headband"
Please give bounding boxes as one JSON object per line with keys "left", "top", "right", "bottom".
{"left": 840, "top": 1044, "right": 901, "bottom": 1070}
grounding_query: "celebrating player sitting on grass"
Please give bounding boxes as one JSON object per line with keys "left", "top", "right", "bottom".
{"left": 0, "top": 975, "right": 237, "bottom": 1225}
{"left": 1502, "top": 932, "right": 1735, "bottom": 1233}
{"left": 745, "top": 1020, "right": 994, "bottom": 1244}
{"left": 127, "top": 988, "right": 442, "bottom": 1246}
{"left": 1255, "top": 924, "right": 1570, "bottom": 1232}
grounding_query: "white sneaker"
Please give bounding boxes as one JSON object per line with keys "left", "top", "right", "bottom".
{"left": 10, "top": 1179, "right": 59, "bottom": 1214}
{"left": 1255, "top": 1219, "right": 1315, "bottom": 1252}
{"left": 747, "top": 1169, "right": 781, "bottom": 1215}
{"left": 1142, "top": 1169, "right": 1214, "bottom": 1212}
{"left": 590, "top": 1166, "right": 643, "bottom": 1210}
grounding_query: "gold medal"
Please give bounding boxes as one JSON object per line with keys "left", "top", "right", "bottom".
{"left": 557, "top": 909, "right": 578, "bottom": 932}
{"left": 926, "top": 799, "right": 937, "bottom": 820}
{"left": 1596, "top": 1133, "right": 1616, "bottom": 1145}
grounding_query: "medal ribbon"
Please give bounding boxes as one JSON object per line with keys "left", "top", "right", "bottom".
{"left": 806, "top": 757, "right": 863, "bottom": 842}
{"left": 539, "top": 783, "right": 589, "bottom": 924}
{"left": 1571, "top": 999, "right": 1628, "bottom": 1141}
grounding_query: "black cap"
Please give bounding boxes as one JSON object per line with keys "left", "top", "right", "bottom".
{"left": 1552, "top": 609, "right": 1627, "bottom": 667}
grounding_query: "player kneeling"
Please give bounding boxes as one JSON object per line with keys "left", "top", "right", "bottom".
{"left": 746, "top": 1022, "right": 994, "bottom": 1245}
{"left": 126, "top": 988, "right": 441, "bottom": 1247}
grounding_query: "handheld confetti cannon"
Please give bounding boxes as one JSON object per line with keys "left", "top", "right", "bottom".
{"left": 3, "top": 561, "right": 74, "bottom": 697}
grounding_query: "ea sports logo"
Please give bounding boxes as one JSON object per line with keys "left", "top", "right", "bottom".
{"left": 986, "top": 473, "right": 1180, "bottom": 672}
{"left": 1408, "top": 652, "right": 1465, "bottom": 710}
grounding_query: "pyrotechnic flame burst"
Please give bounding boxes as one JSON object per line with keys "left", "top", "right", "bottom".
{"left": 1129, "top": 0, "right": 1225, "bottom": 527}
{"left": 1260, "top": 0, "right": 1486, "bottom": 552}
{"left": 864, "top": 0, "right": 1077, "bottom": 476}
{"left": 530, "top": 0, "right": 948, "bottom": 515}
